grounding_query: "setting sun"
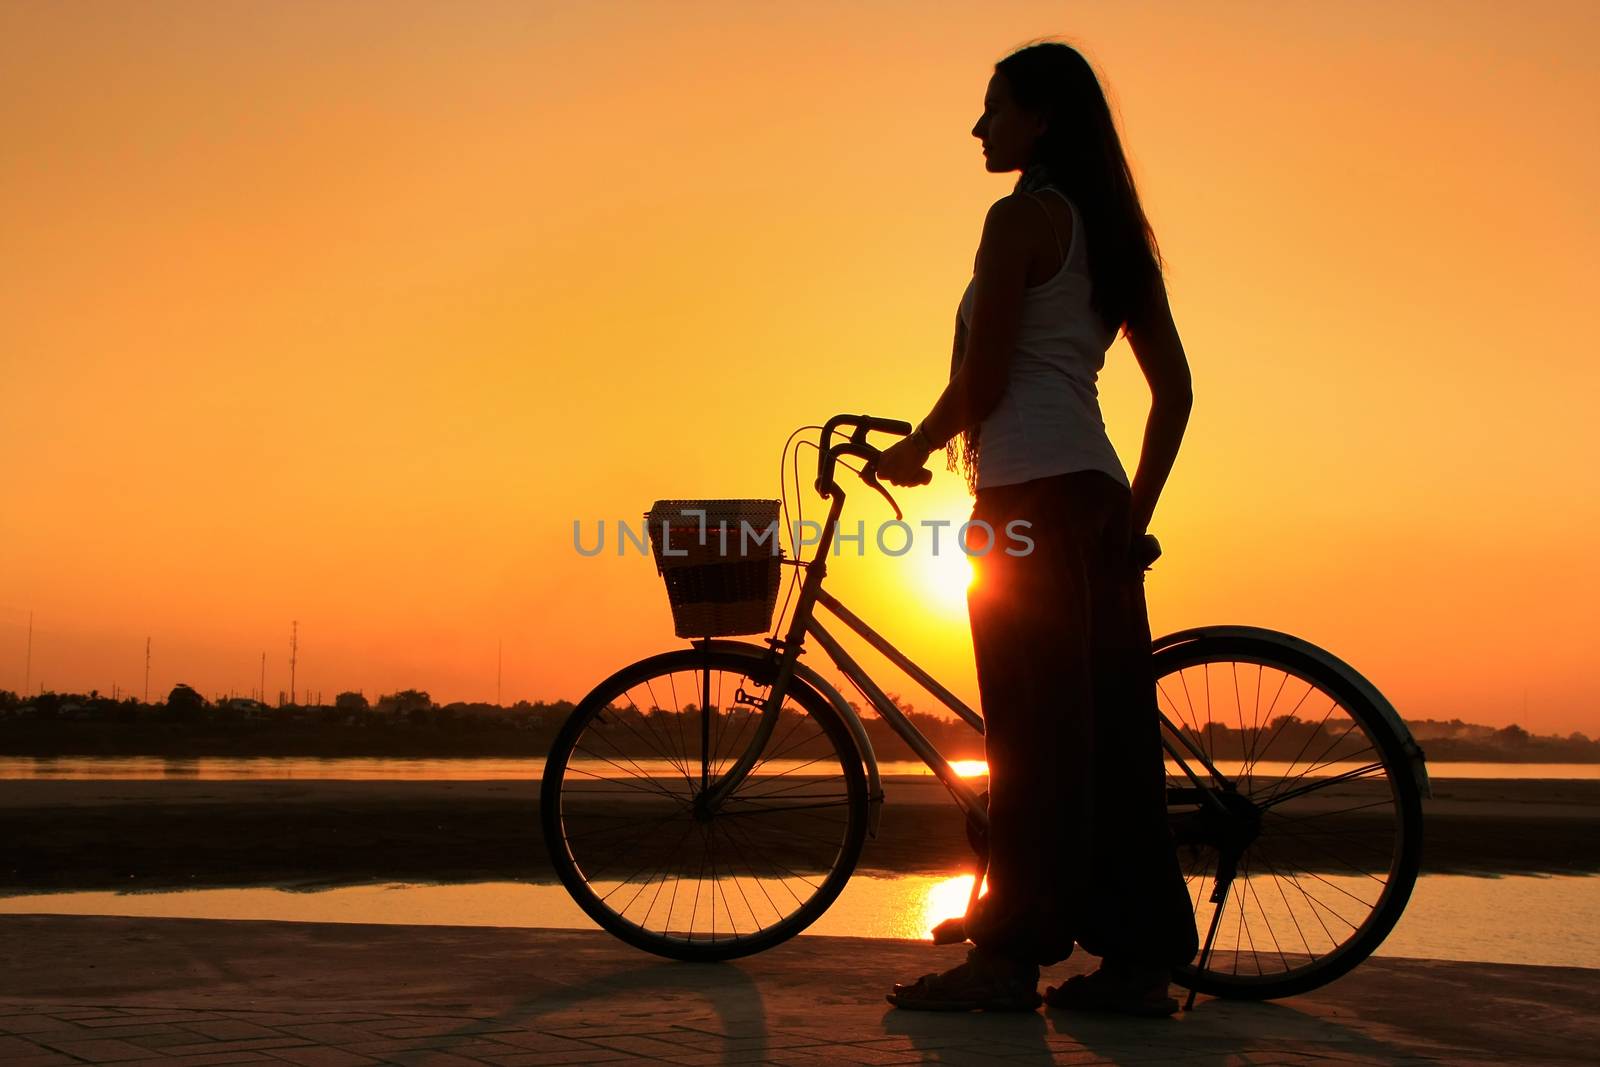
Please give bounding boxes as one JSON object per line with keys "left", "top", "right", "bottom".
{"left": 914, "top": 549, "right": 975, "bottom": 618}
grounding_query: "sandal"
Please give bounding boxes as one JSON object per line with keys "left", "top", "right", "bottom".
{"left": 1043, "top": 969, "right": 1180, "bottom": 1017}
{"left": 886, "top": 947, "right": 1042, "bottom": 1012}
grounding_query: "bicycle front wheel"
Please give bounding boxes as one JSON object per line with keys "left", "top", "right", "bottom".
{"left": 541, "top": 646, "right": 869, "bottom": 961}
{"left": 1156, "top": 632, "right": 1424, "bottom": 1000}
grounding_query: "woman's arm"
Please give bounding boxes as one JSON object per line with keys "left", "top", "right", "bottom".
{"left": 878, "top": 197, "right": 1033, "bottom": 484}
{"left": 1124, "top": 273, "right": 1194, "bottom": 536}
{"left": 918, "top": 196, "right": 1034, "bottom": 448}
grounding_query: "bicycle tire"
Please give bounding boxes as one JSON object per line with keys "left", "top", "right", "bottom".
{"left": 542, "top": 646, "right": 869, "bottom": 962}
{"left": 1155, "top": 632, "right": 1424, "bottom": 1000}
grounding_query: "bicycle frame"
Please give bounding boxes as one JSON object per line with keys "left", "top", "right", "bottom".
{"left": 695, "top": 476, "right": 1236, "bottom": 831}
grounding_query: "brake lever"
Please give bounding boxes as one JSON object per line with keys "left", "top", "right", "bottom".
{"left": 860, "top": 461, "right": 933, "bottom": 521}
{"left": 860, "top": 461, "right": 904, "bottom": 521}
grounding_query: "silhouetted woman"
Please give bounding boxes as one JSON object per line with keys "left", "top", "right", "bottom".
{"left": 876, "top": 40, "right": 1200, "bottom": 1014}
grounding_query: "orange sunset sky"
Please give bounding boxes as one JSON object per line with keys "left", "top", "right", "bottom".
{"left": 3, "top": 2, "right": 1598, "bottom": 734}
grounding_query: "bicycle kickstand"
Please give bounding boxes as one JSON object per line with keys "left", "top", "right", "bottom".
{"left": 1185, "top": 866, "right": 1236, "bottom": 1012}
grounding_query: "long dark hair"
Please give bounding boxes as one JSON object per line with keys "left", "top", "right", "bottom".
{"left": 996, "top": 41, "right": 1163, "bottom": 336}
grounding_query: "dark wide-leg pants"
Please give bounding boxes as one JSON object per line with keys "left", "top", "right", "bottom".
{"left": 962, "top": 469, "right": 1199, "bottom": 969}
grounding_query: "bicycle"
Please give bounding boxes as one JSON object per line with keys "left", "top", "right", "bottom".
{"left": 542, "top": 414, "right": 1429, "bottom": 1004}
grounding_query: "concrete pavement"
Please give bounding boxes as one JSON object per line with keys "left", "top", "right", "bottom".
{"left": 0, "top": 915, "right": 1594, "bottom": 1065}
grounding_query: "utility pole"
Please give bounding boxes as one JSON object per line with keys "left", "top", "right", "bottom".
{"left": 289, "top": 621, "right": 298, "bottom": 705}
{"left": 23, "top": 611, "right": 32, "bottom": 697}
{"left": 144, "top": 637, "right": 151, "bottom": 703}
{"left": 497, "top": 638, "right": 503, "bottom": 706}
{"left": 259, "top": 652, "right": 266, "bottom": 703}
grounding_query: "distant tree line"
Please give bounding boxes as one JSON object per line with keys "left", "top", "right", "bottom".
{"left": 0, "top": 687, "right": 1593, "bottom": 762}
{"left": 0, "top": 685, "right": 577, "bottom": 757}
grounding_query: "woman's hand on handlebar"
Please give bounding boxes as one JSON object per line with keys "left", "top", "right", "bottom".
{"left": 876, "top": 432, "right": 934, "bottom": 487}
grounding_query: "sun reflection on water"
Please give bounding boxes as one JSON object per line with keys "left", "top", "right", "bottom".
{"left": 920, "top": 873, "right": 987, "bottom": 939}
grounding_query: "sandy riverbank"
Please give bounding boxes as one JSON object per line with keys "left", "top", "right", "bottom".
{"left": 3, "top": 776, "right": 1597, "bottom": 893}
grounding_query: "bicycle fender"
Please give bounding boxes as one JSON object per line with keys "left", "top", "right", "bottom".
{"left": 696, "top": 639, "right": 886, "bottom": 838}
{"left": 1151, "top": 625, "right": 1432, "bottom": 799}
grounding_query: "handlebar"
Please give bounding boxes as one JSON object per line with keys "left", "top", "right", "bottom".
{"left": 805, "top": 412, "right": 1165, "bottom": 572}
{"left": 814, "top": 413, "right": 932, "bottom": 520}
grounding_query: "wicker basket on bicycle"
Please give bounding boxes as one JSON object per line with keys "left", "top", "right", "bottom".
{"left": 645, "top": 499, "right": 784, "bottom": 638}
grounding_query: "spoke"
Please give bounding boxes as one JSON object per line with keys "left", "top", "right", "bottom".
{"left": 572, "top": 740, "right": 684, "bottom": 802}
{"left": 713, "top": 669, "right": 726, "bottom": 781}
{"left": 587, "top": 816, "right": 698, "bottom": 898}
{"left": 1243, "top": 869, "right": 1288, "bottom": 973}
{"left": 713, "top": 705, "right": 761, "bottom": 780}
{"left": 713, "top": 857, "right": 739, "bottom": 939}
{"left": 1257, "top": 846, "right": 1316, "bottom": 961}
{"left": 639, "top": 854, "right": 674, "bottom": 929}
{"left": 600, "top": 843, "right": 681, "bottom": 907}
{"left": 1265, "top": 797, "right": 1397, "bottom": 826}
{"left": 1260, "top": 814, "right": 1401, "bottom": 856}
{"left": 616, "top": 861, "right": 670, "bottom": 920}
{"left": 1247, "top": 668, "right": 1296, "bottom": 769}
{"left": 739, "top": 770, "right": 849, "bottom": 801}
{"left": 1268, "top": 853, "right": 1341, "bottom": 947}
{"left": 606, "top": 694, "right": 692, "bottom": 783}
{"left": 1172, "top": 667, "right": 1206, "bottom": 763}
{"left": 750, "top": 710, "right": 819, "bottom": 777}
{"left": 1230, "top": 868, "right": 1246, "bottom": 975}
{"left": 1269, "top": 689, "right": 1343, "bottom": 790}
{"left": 623, "top": 685, "right": 696, "bottom": 789}
{"left": 687, "top": 820, "right": 710, "bottom": 939}
{"left": 1262, "top": 719, "right": 1368, "bottom": 805}
{"left": 1237, "top": 855, "right": 1263, "bottom": 974}
{"left": 1248, "top": 663, "right": 1264, "bottom": 782}
{"left": 712, "top": 812, "right": 851, "bottom": 848}
{"left": 717, "top": 798, "right": 856, "bottom": 818}
{"left": 638, "top": 682, "right": 691, "bottom": 783}
{"left": 715, "top": 805, "right": 823, "bottom": 896}
{"left": 711, "top": 815, "right": 787, "bottom": 922}
{"left": 708, "top": 816, "right": 767, "bottom": 933}
{"left": 563, "top": 764, "right": 692, "bottom": 802}
{"left": 664, "top": 672, "right": 690, "bottom": 780}
{"left": 1232, "top": 661, "right": 1252, "bottom": 795}
{"left": 1158, "top": 675, "right": 1205, "bottom": 757}
{"left": 588, "top": 700, "right": 694, "bottom": 783}
{"left": 1254, "top": 839, "right": 1373, "bottom": 924}
{"left": 701, "top": 663, "right": 712, "bottom": 791}
{"left": 1257, "top": 817, "right": 1394, "bottom": 881}
{"left": 1262, "top": 761, "right": 1387, "bottom": 809}
{"left": 562, "top": 808, "right": 687, "bottom": 844}
{"left": 715, "top": 750, "right": 837, "bottom": 801}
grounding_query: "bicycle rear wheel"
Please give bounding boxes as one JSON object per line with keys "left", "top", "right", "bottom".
{"left": 1155, "top": 632, "right": 1424, "bottom": 1000}
{"left": 542, "top": 645, "right": 868, "bottom": 961}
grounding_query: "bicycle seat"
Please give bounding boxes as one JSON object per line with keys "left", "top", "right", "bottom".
{"left": 1134, "top": 533, "right": 1162, "bottom": 571}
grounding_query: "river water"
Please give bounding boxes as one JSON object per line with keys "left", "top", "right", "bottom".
{"left": 4, "top": 756, "right": 1595, "bottom": 971}
{"left": 2, "top": 756, "right": 1597, "bottom": 780}
{"left": 2, "top": 872, "right": 1596, "bottom": 970}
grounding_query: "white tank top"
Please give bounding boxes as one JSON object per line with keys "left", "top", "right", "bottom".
{"left": 958, "top": 187, "right": 1130, "bottom": 491}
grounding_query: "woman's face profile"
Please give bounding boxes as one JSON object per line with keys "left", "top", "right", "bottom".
{"left": 971, "top": 72, "right": 1045, "bottom": 174}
